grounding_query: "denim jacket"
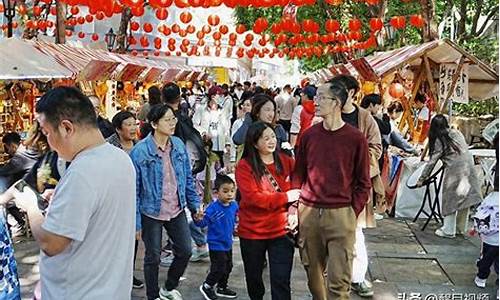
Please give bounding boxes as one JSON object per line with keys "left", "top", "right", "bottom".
{"left": 130, "top": 134, "right": 200, "bottom": 231}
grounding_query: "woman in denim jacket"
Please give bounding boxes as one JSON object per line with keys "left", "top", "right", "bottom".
{"left": 130, "top": 104, "right": 201, "bottom": 300}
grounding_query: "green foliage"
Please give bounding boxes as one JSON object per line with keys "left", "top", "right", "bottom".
{"left": 233, "top": 0, "right": 498, "bottom": 75}
{"left": 453, "top": 98, "right": 499, "bottom": 117}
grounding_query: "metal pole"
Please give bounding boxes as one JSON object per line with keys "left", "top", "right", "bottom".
{"left": 7, "top": 16, "right": 12, "bottom": 37}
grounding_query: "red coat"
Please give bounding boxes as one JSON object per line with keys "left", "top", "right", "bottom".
{"left": 235, "top": 153, "right": 294, "bottom": 240}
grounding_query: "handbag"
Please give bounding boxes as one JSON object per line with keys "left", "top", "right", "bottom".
{"left": 263, "top": 167, "right": 299, "bottom": 247}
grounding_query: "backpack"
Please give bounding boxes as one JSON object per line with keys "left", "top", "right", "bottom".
{"left": 174, "top": 111, "right": 207, "bottom": 175}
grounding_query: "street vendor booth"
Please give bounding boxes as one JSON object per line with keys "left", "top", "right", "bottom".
{"left": 0, "top": 37, "right": 206, "bottom": 163}
{"left": 312, "top": 38, "right": 499, "bottom": 220}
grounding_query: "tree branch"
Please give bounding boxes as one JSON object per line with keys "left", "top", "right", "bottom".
{"left": 474, "top": 5, "right": 499, "bottom": 37}
{"left": 470, "top": 0, "right": 483, "bottom": 35}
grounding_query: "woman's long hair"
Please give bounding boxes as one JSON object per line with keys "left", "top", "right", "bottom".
{"left": 241, "top": 121, "right": 283, "bottom": 182}
{"left": 428, "top": 114, "right": 461, "bottom": 156}
{"left": 250, "top": 94, "right": 277, "bottom": 125}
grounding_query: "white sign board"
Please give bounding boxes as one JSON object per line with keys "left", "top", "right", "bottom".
{"left": 439, "top": 63, "right": 469, "bottom": 104}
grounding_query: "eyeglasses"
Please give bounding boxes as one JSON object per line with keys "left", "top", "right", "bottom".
{"left": 161, "top": 116, "right": 178, "bottom": 123}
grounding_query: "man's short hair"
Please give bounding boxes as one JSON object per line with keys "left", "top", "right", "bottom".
{"left": 112, "top": 111, "right": 136, "bottom": 130}
{"left": 36, "top": 87, "right": 97, "bottom": 128}
{"left": 2, "top": 132, "right": 21, "bottom": 145}
{"left": 325, "top": 80, "right": 349, "bottom": 108}
{"left": 331, "top": 75, "right": 359, "bottom": 95}
{"left": 360, "top": 94, "right": 382, "bottom": 109}
{"left": 243, "top": 81, "right": 251, "bottom": 87}
{"left": 387, "top": 101, "right": 404, "bottom": 114}
{"left": 215, "top": 174, "right": 235, "bottom": 191}
{"left": 162, "top": 82, "right": 181, "bottom": 105}
{"left": 284, "top": 84, "right": 291, "bottom": 90}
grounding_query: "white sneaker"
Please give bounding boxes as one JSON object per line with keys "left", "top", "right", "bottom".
{"left": 374, "top": 213, "right": 384, "bottom": 220}
{"left": 435, "top": 228, "right": 455, "bottom": 238}
{"left": 159, "top": 287, "right": 183, "bottom": 300}
{"left": 475, "top": 276, "right": 487, "bottom": 288}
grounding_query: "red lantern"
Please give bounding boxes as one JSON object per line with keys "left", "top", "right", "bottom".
{"left": 390, "top": 16, "right": 406, "bottom": 29}
{"left": 196, "top": 31, "right": 205, "bottom": 39}
{"left": 96, "top": 11, "right": 106, "bottom": 20}
{"left": 270, "top": 23, "right": 282, "bottom": 34}
{"left": 213, "top": 31, "right": 222, "bottom": 40}
{"left": 409, "top": 14, "right": 425, "bottom": 28}
{"left": 131, "top": 50, "right": 138, "bottom": 56}
{"left": 70, "top": 6, "right": 79, "bottom": 15}
{"left": 33, "top": 6, "right": 42, "bottom": 16}
{"left": 235, "top": 24, "right": 246, "bottom": 34}
{"left": 46, "top": 20, "right": 54, "bottom": 28}
{"left": 202, "top": 25, "right": 211, "bottom": 34}
{"left": 172, "top": 23, "right": 181, "bottom": 33}
{"left": 156, "top": 8, "right": 168, "bottom": 20}
{"left": 128, "top": 36, "right": 137, "bottom": 45}
{"left": 50, "top": 6, "right": 56, "bottom": 16}
{"left": 143, "top": 51, "right": 149, "bottom": 57}
{"left": 85, "top": 14, "right": 94, "bottom": 23}
{"left": 219, "top": 25, "right": 229, "bottom": 34}
{"left": 348, "top": 31, "right": 362, "bottom": 40}
{"left": 258, "top": 38, "right": 267, "bottom": 46}
{"left": 130, "top": 21, "right": 140, "bottom": 31}
{"left": 65, "top": 30, "right": 73, "bottom": 37}
{"left": 131, "top": 6, "right": 145, "bottom": 17}
{"left": 348, "top": 19, "right": 362, "bottom": 31}
{"left": 163, "top": 26, "right": 172, "bottom": 35}
{"left": 91, "top": 33, "right": 99, "bottom": 41}
{"left": 325, "top": 19, "right": 340, "bottom": 33}
{"left": 369, "top": 18, "right": 383, "bottom": 31}
{"left": 140, "top": 36, "right": 149, "bottom": 47}
{"left": 366, "top": 0, "right": 379, "bottom": 4}
{"left": 77, "top": 16, "right": 85, "bottom": 25}
{"left": 78, "top": 31, "right": 85, "bottom": 39}
{"left": 175, "top": 0, "right": 189, "bottom": 8}
{"left": 154, "top": 50, "right": 161, "bottom": 56}
{"left": 208, "top": 14, "right": 220, "bottom": 26}
{"left": 229, "top": 32, "right": 237, "bottom": 40}
{"left": 149, "top": 0, "right": 173, "bottom": 8}
{"left": 180, "top": 11, "right": 192, "bottom": 23}
{"left": 187, "top": 25, "right": 196, "bottom": 33}
{"left": 189, "top": 0, "right": 203, "bottom": 6}
{"left": 389, "top": 83, "right": 405, "bottom": 98}
{"left": 143, "top": 23, "right": 153, "bottom": 33}
{"left": 253, "top": 17, "right": 268, "bottom": 34}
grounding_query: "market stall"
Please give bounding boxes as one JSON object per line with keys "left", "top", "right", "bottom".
{"left": 312, "top": 39, "right": 499, "bottom": 218}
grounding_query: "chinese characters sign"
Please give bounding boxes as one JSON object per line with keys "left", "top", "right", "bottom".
{"left": 439, "top": 63, "right": 469, "bottom": 104}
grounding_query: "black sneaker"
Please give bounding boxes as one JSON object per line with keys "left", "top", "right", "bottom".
{"left": 200, "top": 284, "right": 218, "bottom": 300}
{"left": 133, "top": 277, "right": 144, "bottom": 289}
{"left": 216, "top": 287, "right": 237, "bottom": 299}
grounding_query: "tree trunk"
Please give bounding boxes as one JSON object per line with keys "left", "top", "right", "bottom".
{"left": 116, "top": 7, "right": 132, "bottom": 53}
{"left": 420, "top": 0, "right": 438, "bottom": 42}
{"left": 456, "top": 0, "right": 467, "bottom": 40}
{"left": 55, "top": 0, "right": 67, "bottom": 44}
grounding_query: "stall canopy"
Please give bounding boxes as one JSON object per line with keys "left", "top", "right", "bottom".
{"left": 0, "top": 37, "right": 204, "bottom": 83}
{"left": 313, "top": 39, "right": 499, "bottom": 100}
{"left": 0, "top": 37, "right": 73, "bottom": 79}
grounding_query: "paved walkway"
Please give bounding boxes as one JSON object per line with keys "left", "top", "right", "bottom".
{"left": 15, "top": 218, "right": 498, "bottom": 299}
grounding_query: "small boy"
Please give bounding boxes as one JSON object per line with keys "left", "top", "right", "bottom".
{"left": 195, "top": 175, "right": 238, "bottom": 300}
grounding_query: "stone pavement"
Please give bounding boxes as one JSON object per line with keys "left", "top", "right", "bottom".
{"left": 15, "top": 218, "right": 498, "bottom": 300}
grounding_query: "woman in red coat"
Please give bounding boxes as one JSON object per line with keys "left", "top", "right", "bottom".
{"left": 235, "top": 121, "right": 300, "bottom": 300}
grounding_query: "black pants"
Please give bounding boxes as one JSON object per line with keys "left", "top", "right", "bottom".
{"left": 142, "top": 212, "right": 192, "bottom": 300}
{"left": 205, "top": 250, "right": 233, "bottom": 288}
{"left": 240, "top": 236, "right": 294, "bottom": 300}
{"left": 278, "top": 119, "right": 291, "bottom": 134}
{"left": 477, "top": 242, "right": 499, "bottom": 279}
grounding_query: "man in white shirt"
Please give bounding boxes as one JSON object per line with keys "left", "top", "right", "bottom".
{"left": 275, "top": 85, "right": 295, "bottom": 134}
{"left": 13, "top": 87, "right": 136, "bottom": 300}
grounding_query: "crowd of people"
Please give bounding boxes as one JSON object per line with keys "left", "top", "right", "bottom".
{"left": 0, "top": 75, "right": 496, "bottom": 300}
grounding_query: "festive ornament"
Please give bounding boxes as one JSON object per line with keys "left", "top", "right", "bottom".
{"left": 369, "top": 18, "right": 383, "bottom": 31}
{"left": 389, "top": 82, "right": 405, "bottom": 98}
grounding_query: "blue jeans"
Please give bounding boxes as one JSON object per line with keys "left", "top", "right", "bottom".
{"left": 142, "top": 212, "right": 192, "bottom": 300}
